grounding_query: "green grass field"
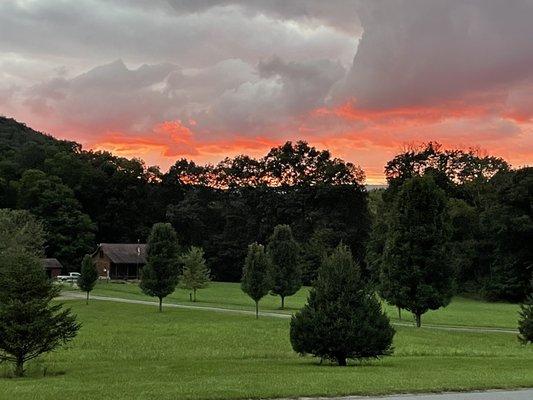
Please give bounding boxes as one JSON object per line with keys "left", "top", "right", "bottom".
{"left": 66, "top": 281, "right": 522, "bottom": 329}
{"left": 0, "top": 298, "right": 532, "bottom": 400}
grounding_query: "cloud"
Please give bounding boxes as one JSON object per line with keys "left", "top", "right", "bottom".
{"left": 334, "top": 0, "right": 533, "bottom": 110}
{"left": 1, "top": 0, "right": 532, "bottom": 183}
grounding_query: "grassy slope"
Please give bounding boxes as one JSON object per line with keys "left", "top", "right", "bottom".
{"left": 68, "top": 281, "right": 522, "bottom": 329}
{"left": 1, "top": 300, "right": 532, "bottom": 400}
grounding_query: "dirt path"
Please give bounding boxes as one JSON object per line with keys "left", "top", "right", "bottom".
{"left": 61, "top": 292, "right": 518, "bottom": 334}
{"left": 277, "top": 389, "right": 533, "bottom": 400}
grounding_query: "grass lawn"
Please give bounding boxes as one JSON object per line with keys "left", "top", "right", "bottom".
{"left": 65, "top": 281, "right": 523, "bottom": 329}
{"left": 0, "top": 300, "right": 532, "bottom": 400}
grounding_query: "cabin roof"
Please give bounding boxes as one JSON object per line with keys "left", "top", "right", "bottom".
{"left": 42, "top": 258, "right": 63, "bottom": 270}
{"left": 93, "top": 243, "right": 147, "bottom": 264}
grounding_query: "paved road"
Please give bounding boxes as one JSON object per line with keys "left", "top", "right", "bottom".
{"left": 284, "top": 389, "right": 533, "bottom": 400}
{"left": 61, "top": 292, "right": 518, "bottom": 334}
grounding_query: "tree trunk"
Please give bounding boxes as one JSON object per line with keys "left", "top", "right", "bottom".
{"left": 336, "top": 355, "right": 347, "bottom": 367}
{"left": 193, "top": 289, "right": 197, "bottom": 302}
{"left": 14, "top": 357, "right": 24, "bottom": 377}
{"left": 86, "top": 291, "right": 89, "bottom": 305}
{"left": 255, "top": 301, "right": 259, "bottom": 319}
{"left": 415, "top": 313, "right": 422, "bottom": 327}
{"left": 281, "top": 296, "right": 285, "bottom": 310}
{"left": 159, "top": 297, "right": 163, "bottom": 312}
{"left": 398, "top": 307, "right": 401, "bottom": 320}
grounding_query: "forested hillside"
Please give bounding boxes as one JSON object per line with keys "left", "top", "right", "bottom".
{"left": 0, "top": 117, "right": 370, "bottom": 282}
{"left": 1, "top": 117, "right": 530, "bottom": 301}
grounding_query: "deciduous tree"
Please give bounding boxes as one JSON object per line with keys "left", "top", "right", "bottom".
{"left": 140, "top": 223, "right": 180, "bottom": 312}
{"left": 78, "top": 254, "right": 98, "bottom": 304}
{"left": 380, "top": 175, "right": 453, "bottom": 327}
{"left": 179, "top": 246, "right": 210, "bottom": 302}
{"left": 267, "top": 225, "right": 301, "bottom": 309}
{"left": 241, "top": 243, "right": 273, "bottom": 318}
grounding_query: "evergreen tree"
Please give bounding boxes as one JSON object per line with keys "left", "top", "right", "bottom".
{"left": 179, "top": 246, "right": 210, "bottom": 302}
{"left": 380, "top": 175, "right": 453, "bottom": 327}
{"left": 241, "top": 243, "right": 273, "bottom": 318}
{"left": 267, "top": 224, "right": 301, "bottom": 309}
{"left": 140, "top": 223, "right": 180, "bottom": 312}
{"left": 0, "top": 210, "right": 79, "bottom": 377}
{"left": 78, "top": 254, "right": 98, "bottom": 304}
{"left": 518, "top": 294, "right": 533, "bottom": 345}
{"left": 290, "top": 245, "right": 394, "bottom": 366}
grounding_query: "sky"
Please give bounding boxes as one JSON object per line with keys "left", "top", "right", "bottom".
{"left": 1, "top": 0, "right": 532, "bottom": 183}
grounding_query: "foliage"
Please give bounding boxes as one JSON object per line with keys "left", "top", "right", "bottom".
{"left": 78, "top": 255, "right": 98, "bottom": 304}
{"left": 267, "top": 225, "right": 302, "bottom": 309}
{"left": 17, "top": 169, "right": 95, "bottom": 269}
{"left": 380, "top": 175, "right": 453, "bottom": 327}
{"left": 290, "top": 245, "right": 394, "bottom": 366}
{"left": 0, "top": 208, "right": 45, "bottom": 255}
{"left": 140, "top": 223, "right": 180, "bottom": 311}
{"left": 518, "top": 294, "right": 533, "bottom": 345}
{"left": 0, "top": 210, "right": 79, "bottom": 377}
{"left": 241, "top": 243, "right": 273, "bottom": 318}
{"left": 179, "top": 246, "right": 211, "bottom": 302}
{"left": 1, "top": 118, "right": 370, "bottom": 282}
{"left": 481, "top": 168, "right": 533, "bottom": 301}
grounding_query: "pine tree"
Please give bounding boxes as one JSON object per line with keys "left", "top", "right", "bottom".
{"left": 518, "top": 294, "right": 533, "bottom": 345}
{"left": 0, "top": 210, "right": 79, "bottom": 377}
{"left": 78, "top": 254, "right": 98, "bottom": 304}
{"left": 140, "top": 223, "right": 180, "bottom": 312}
{"left": 241, "top": 243, "right": 273, "bottom": 318}
{"left": 179, "top": 246, "right": 210, "bottom": 302}
{"left": 290, "top": 244, "right": 394, "bottom": 366}
{"left": 267, "top": 225, "right": 301, "bottom": 309}
{"left": 380, "top": 175, "right": 453, "bottom": 327}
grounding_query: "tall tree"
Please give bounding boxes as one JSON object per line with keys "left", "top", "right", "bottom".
{"left": 241, "top": 243, "right": 273, "bottom": 318}
{"left": 518, "top": 294, "right": 533, "bottom": 345}
{"left": 290, "top": 245, "right": 394, "bottom": 366}
{"left": 0, "top": 210, "right": 79, "bottom": 377}
{"left": 140, "top": 223, "right": 180, "bottom": 312}
{"left": 179, "top": 246, "right": 211, "bottom": 302}
{"left": 481, "top": 168, "right": 533, "bottom": 302}
{"left": 78, "top": 254, "right": 98, "bottom": 304}
{"left": 380, "top": 175, "right": 453, "bottom": 327}
{"left": 267, "top": 224, "right": 301, "bottom": 309}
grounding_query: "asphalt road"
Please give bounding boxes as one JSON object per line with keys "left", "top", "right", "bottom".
{"left": 287, "top": 389, "right": 533, "bottom": 400}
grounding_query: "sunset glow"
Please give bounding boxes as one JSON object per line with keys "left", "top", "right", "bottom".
{"left": 1, "top": 1, "right": 532, "bottom": 183}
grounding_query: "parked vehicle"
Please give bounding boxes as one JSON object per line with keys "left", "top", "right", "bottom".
{"left": 57, "top": 272, "right": 81, "bottom": 282}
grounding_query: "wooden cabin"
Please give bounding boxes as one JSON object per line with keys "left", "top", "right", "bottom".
{"left": 92, "top": 243, "right": 147, "bottom": 280}
{"left": 42, "top": 258, "right": 63, "bottom": 278}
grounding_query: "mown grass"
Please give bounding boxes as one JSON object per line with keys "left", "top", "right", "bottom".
{"left": 0, "top": 300, "right": 532, "bottom": 400}
{"left": 66, "top": 281, "right": 522, "bottom": 329}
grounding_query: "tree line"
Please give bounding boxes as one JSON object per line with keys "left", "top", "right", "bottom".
{"left": 1, "top": 117, "right": 530, "bottom": 303}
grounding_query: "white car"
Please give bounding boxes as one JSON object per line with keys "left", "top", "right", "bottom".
{"left": 57, "top": 272, "right": 81, "bottom": 282}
